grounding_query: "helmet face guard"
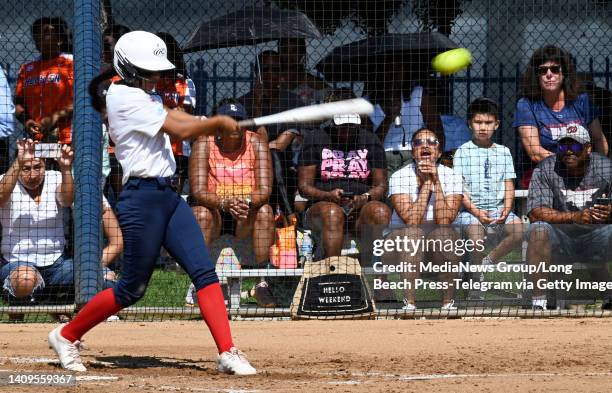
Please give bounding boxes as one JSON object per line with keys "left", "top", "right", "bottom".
{"left": 113, "top": 31, "right": 175, "bottom": 85}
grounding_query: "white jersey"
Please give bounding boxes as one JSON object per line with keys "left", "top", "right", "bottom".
{"left": 388, "top": 163, "right": 463, "bottom": 227}
{"left": 106, "top": 82, "right": 176, "bottom": 184}
{"left": 0, "top": 171, "right": 65, "bottom": 266}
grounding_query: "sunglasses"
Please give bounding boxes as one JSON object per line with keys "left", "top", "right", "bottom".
{"left": 536, "top": 65, "right": 562, "bottom": 76}
{"left": 557, "top": 142, "right": 584, "bottom": 154}
{"left": 412, "top": 137, "right": 440, "bottom": 147}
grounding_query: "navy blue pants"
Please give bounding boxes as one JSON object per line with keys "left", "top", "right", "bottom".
{"left": 113, "top": 177, "right": 218, "bottom": 306}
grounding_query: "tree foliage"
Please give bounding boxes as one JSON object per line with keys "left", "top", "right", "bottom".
{"left": 267, "top": 0, "right": 406, "bottom": 35}
{"left": 412, "top": 0, "right": 471, "bottom": 36}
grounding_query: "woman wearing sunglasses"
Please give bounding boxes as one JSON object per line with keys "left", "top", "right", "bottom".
{"left": 386, "top": 128, "right": 464, "bottom": 311}
{"left": 513, "top": 45, "right": 608, "bottom": 188}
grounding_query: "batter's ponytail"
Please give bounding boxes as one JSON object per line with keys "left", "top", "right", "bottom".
{"left": 89, "top": 68, "right": 119, "bottom": 113}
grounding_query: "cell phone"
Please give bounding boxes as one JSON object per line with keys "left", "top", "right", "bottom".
{"left": 341, "top": 191, "right": 355, "bottom": 199}
{"left": 595, "top": 197, "right": 611, "bottom": 205}
{"left": 34, "top": 143, "right": 62, "bottom": 159}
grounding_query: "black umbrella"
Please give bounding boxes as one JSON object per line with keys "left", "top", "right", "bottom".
{"left": 183, "top": 6, "right": 323, "bottom": 52}
{"left": 315, "top": 33, "right": 458, "bottom": 82}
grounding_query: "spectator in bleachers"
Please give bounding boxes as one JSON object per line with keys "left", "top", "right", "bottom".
{"left": 190, "top": 99, "right": 275, "bottom": 305}
{"left": 239, "top": 50, "right": 303, "bottom": 146}
{"left": 101, "top": 200, "right": 122, "bottom": 282}
{"left": 452, "top": 98, "right": 524, "bottom": 292}
{"left": 525, "top": 126, "right": 612, "bottom": 310}
{"left": 155, "top": 32, "right": 196, "bottom": 194}
{"left": 514, "top": 45, "right": 608, "bottom": 188}
{"left": 298, "top": 88, "right": 390, "bottom": 263}
{"left": 366, "top": 62, "right": 444, "bottom": 174}
{"left": 579, "top": 72, "right": 612, "bottom": 160}
{"left": 278, "top": 37, "right": 329, "bottom": 106}
{"left": 102, "top": 24, "right": 131, "bottom": 71}
{"left": 386, "top": 128, "right": 463, "bottom": 310}
{"left": 238, "top": 50, "right": 304, "bottom": 216}
{"left": 102, "top": 24, "right": 131, "bottom": 200}
{"left": 0, "top": 139, "right": 73, "bottom": 302}
{"left": 0, "top": 140, "right": 117, "bottom": 317}
{"left": 15, "top": 17, "right": 74, "bottom": 145}
{"left": 0, "top": 66, "right": 15, "bottom": 174}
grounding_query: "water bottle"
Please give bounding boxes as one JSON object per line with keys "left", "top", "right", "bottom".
{"left": 299, "top": 230, "right": 313, "bottom": 265}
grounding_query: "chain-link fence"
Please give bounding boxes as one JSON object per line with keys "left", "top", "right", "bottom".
{"left": 0, "top": 0, "right": 610, "bottom": 322}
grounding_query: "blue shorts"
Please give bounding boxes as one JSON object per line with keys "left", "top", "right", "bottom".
{"left": 454, "top": 209, "right": 521, "bottom": 239}
{"left": 525, "top": 222, "right": 612, "bottom": 263}
{"left": 0, "top": 255, "right": 113, "bottom": 299}
{"left": 1, "top": 255, "right": 74, "bottom": 298}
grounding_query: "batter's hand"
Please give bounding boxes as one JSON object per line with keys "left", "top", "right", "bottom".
{"left": 215, "top": 115, "right": 240, "bottom": 134}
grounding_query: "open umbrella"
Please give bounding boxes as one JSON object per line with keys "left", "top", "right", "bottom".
{"left": 315, "top": 32, "right": 458, "bottom": 82}
{"left": 183, "top": 6, "right": 323, "bottom": 52}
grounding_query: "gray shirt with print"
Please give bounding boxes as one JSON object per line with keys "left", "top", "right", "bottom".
{"left": 527, "top": 152, "right": 612, "bottom": 235}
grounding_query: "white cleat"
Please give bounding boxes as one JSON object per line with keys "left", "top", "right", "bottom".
{"left": 217, "top": 347, "right": 257, "bottom": 375}
{"left": 48, "top": 325, "right": 87, "bottom": 372}
{"left": 401, "top": 298, "right": 417, "bottom": 311}
{"left": 441, "top": 299, "right": 458, "bottom": 311}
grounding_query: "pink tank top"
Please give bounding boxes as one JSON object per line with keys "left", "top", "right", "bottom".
{"left": 207, "top": 131, "right": 256, "bottom": 199}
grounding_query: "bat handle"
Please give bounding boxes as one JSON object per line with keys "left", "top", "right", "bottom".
{"left": 238, "top": 119, "right": 256, "bottom": 129}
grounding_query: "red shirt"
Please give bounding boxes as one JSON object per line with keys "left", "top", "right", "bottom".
{"left": 155, "top": 76, "right": 195, "bottom": 156}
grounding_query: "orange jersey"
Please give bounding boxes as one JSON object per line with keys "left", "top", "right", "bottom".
{"left": 15, "top": 54, "right": 74, "bottom": 144}
{"left": 156, "top": 76, "right": 196, "bottom": 156}
{"left": 207, "top": 131, "right": 257, "bottom": 199}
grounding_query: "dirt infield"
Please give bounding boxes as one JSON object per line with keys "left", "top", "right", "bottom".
{"left": 1, "top": 318, "right": 612, "bottom": 392}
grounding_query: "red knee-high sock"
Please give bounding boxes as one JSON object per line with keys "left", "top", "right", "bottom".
{"left": 196, "top": 283, "right": 234, "bottom": 353}
{"left": 61, "top": 288, "right": 124, "bottom": 342}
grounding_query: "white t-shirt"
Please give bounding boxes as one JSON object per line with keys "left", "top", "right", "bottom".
{"left": 388, "top": 163, "right": 463, "bottom": 227}
{"left": 0, "top": 171, "right": 65, "bottom": 266}
{"left": 369, "top": 87, "right": 425, "bottom": 152}
{"left": 106, "top": 83, "right": 176, "bottom": 184}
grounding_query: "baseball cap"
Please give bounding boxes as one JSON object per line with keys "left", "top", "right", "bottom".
{"left": 332, "top": 113, "right": 361, "bottom": 125}
{"left": 557, "top": 124, "right": 591, "bottom": 144}
{"left": 216, "top": 102, "right": 248, "bottom": 120}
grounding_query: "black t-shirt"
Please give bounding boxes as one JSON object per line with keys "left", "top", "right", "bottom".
{"left": 238, "top": 89, "right": 305, "bottom": 141}
{"left": 299, "top": 127, "right": 386, "bottom": 196}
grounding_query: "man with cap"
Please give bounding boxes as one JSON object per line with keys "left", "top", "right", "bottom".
{"left": 298, "top": 89, "right": 391, "bottom": 262}
{"left": 526, "top": 124, "right": 612, "bottom": 310}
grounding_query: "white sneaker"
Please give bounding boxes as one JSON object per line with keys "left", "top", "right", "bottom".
{"left": 48, "top": 325, "right": 87, "bottom": 372}
{"left": 217, "top": 347, "right": 256, "bottom": 375}
{"left": 401, "top": 299, "right": 417, "bottom": 311}
{"left": 441, "top": 300, "right": 458, "bottom": 310}
{"left": 532, "top": 299, "right": 547, "bottom": 310}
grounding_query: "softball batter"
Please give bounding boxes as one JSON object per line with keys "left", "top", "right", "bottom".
{"left": 48, "top": 31, "right": 256, "bottom": 375}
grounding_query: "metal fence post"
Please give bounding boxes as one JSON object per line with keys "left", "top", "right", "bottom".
{"left": 73, "top": 0, "right": 102, "bottom": 307}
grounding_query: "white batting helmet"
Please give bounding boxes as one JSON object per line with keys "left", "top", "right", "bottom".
{"left": 113, "top": 31, "right": 175, "bottom": 83}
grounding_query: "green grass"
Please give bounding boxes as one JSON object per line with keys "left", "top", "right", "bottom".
{"left": 138, "top": 269, "right": 193, "bottom": 307}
